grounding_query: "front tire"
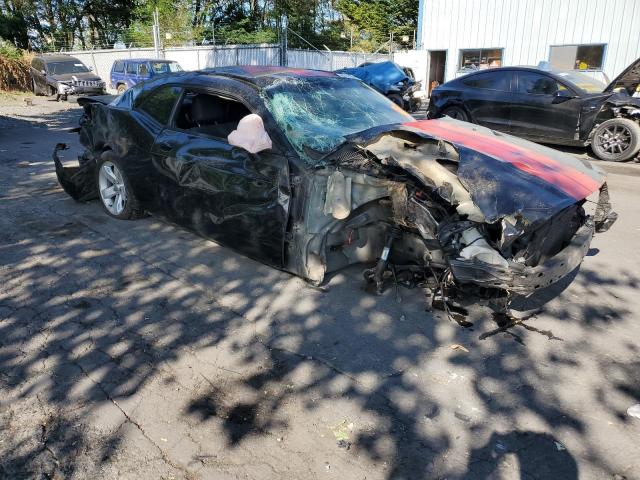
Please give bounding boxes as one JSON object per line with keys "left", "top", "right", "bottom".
{"left": 591, "top": 118, "right": 640, "bottom": 162}
{"left": 96, "top": 154, "right": 144, "bottom": 220}
{"left": 442, "top": 106, "right": 469, "bottom": 122}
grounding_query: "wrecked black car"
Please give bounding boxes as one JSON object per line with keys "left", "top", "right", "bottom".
{"left": 337, "top": 61, "right": 422, "bottom": 112}
{"left": 428, "top": 59, "right": 640, "bottom": 161}
{"left": 54, "top": 66, "right": 616, "bottom": 313}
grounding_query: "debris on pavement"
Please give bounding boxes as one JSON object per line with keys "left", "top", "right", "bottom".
{"left": 337, "top": 439, "right": 352, "bottom": 450}
{"left": 330, "top": 419, "right": 354, "bottom": 445}
{"left": 449, "top": 343, "right": 469, "bottom": 353}
{"left": 626, "top": 404, "right": 640, "bottom": 419}
{"left": 555, "top": 441, "right": 566, "bottom": 451}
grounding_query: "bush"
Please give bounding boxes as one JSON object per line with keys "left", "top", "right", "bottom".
{"left": 0, "top": 38, "right": 31, "bottom": 91}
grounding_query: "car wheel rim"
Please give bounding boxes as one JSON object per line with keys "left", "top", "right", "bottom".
{"left": 98, "top": 161, "right": 127, "bottom": 215}
{"left": 596, "top": 125, "right": 632, "bottom": 156}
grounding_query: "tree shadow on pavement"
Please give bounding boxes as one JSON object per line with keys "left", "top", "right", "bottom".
{"left": 0, "top": 106, "right": 638, "bottom": 479}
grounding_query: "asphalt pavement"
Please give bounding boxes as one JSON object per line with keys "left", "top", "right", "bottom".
{"left": 1, "top": 97, "right": 639, "bottom": 480}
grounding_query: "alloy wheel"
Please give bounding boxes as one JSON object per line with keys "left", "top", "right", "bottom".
{"left": 98, "top": 161, "right": 127, "bottom": 215}
{"left": 596, "top": 124, "right": 632, "bottom": 156}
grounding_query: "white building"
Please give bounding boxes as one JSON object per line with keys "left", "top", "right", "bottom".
{"left": 404, "top": 0, "right": 640, "bottom": 94}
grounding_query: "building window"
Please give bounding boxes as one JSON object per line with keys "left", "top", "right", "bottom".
{"left": 549, "top": 44, "right": 605, "bottom": 71}
{"left": 459, "top": 48, "right": 503, "bottom": 71}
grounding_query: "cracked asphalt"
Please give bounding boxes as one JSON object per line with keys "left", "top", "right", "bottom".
{"left": 1, "top": 97, "right": 639, "bottom": 480}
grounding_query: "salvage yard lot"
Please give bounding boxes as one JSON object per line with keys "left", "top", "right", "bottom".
{"left": 1, "top": 97, "right": 640, "bottom": 480}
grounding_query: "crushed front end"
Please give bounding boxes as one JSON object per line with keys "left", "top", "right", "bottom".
{"left": 291, "top": 118, "right": 616, "bottom": 311}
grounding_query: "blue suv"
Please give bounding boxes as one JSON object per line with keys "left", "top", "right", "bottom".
{"left": 110, "top": 58, "right": 183, "bottom": 93}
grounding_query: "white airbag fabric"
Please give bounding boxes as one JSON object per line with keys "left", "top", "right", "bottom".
{"left": 459, "top": 228, "right": 509, "bottom": 267}
{"left": 228, "top": 114, "right": 273, "bottom": 153}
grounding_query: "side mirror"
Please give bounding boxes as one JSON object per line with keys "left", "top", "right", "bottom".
{"left": 41, "top": 69, "right": 46, "bottom": 75}
{"left": 552, "top": 89, "right": 576, "bottom": 103}
{"left": 227, "top": 114, "right": 273, "bottom": 153}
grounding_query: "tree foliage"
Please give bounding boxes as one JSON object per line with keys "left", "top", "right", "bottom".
{"left": 0, "top": 0, "right": 417, "bottom": 52}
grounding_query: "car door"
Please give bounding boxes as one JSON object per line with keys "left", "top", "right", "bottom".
{"left": 111, "top": 60, "right": 125, "bottom": 89}
{"left": 460, "top": 70, "right": 514, "bottom": 131}
{"left": 125, "top": 61, "right": 137, "bottom": 87}
{"left": 138, "top": 62, "right": 151, "bottom": 83}
{"left": 149, "top": 85, "right": 290, "bottom": 268}
{"left": 124, "top": 84, "right": 184, "bottom": 205}
{"left": 509, "top": 71, "right": 581, "bottom": 141}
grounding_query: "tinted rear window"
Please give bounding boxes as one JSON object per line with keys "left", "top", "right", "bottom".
{"left": 136, "top": 85, "right": 182, "bottom": 125}
{"left": 516, "top": 72, "right": 565, "bottom": 95}
{"left": 463, "top": 72, "right": 511, "bottom": 91}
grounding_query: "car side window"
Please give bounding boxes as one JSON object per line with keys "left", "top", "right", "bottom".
{"left": 172, "top": 89, "right": 252, "bottom": 140}
{"left": 139, "top": 63, "right": 149, "bottom": 76}
{"left": 462, "top": 72, "right": 511, "bottom": 91}
{"left": 136, "top": 85, "right": 182, "bottom": 125}
{"left": 516, "top": 72, "right": 566, "bottom": 95}
{"left": 126, "top": 62, "right": 137, "bottom": 74}
{"left": 113, "top": 61, "right": 124, "bottom": 73}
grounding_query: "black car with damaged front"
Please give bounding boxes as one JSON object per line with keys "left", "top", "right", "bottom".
{"left": 428, "top": 58, "right": 640, "bottom": 161}
{"left": 53, "top": 67, "right": 617, "bottom": 316}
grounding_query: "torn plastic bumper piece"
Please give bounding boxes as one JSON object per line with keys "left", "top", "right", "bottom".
{"left": 52, "top": 143, "right": 98, "bottom": 202}
{"left": 594, "top": 182, "right": 617, "bottom": 233}
{"left": 449, "top": 222, "right": 595, "bottom": 295}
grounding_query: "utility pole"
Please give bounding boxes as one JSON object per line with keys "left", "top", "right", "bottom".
{"left": 278, "top": 14, "right": 288, "bottom": 66}
{"left": 153, "top": 8, "right": 161, "bottom": 58}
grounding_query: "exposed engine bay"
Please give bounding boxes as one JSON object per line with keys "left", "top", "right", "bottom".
{"left": 286, "top": 122, "right": 617, "bottom": 316}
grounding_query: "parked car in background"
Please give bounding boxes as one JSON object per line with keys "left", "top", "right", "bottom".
{"left": 30, "top": 54, "right": 105, "bottom": 101}
{"left": 52, "top": 67, "right": 615, "bottom": 313}
{"left": 337, "top": 61, "right": 422, "bottom": 112}
{"left": 110, "top": 59, "right": 183, "bottom": 93}
{"left": 428, "top": 58, "right": 640, "bottom": 161}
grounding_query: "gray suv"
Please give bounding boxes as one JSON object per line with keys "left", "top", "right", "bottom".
{"left": 30, "top": 54, "right": 106, "bottom": 101}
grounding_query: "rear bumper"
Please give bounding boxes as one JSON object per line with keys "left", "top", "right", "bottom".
{"left": 449, "top": 221, "right": 595, "bottom": 295}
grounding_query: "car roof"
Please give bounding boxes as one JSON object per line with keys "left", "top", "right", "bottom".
{"left": 129, "top": 66, "right": 342, "bottom": 93}
{"left": 38, "top": 54, "right": 81, "bottom": 63}
{"left": 460, "top": 66, "right": 553, "bottom": 76}
{"left": 119, "top": 58, "right": 178, "bottom": 63}
{"left": 201, "top": 66, "right": 338, "bottom": 86}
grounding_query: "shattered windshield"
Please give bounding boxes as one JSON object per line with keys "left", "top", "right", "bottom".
{"left": 46, "top": 61, "right": 90, "bottom": 75}
{"left": 555, "top": 71, "right": 607, "bottom": 93}
{"left": 264, "top": 77, "right": 412, "bottom": 162}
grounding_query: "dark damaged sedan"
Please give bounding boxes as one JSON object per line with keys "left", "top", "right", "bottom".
{"left": 53, "top": 66, "right": 617, "bottom": 314}
{"left": 428, "top": 59, "right": 640, "bottom": 161}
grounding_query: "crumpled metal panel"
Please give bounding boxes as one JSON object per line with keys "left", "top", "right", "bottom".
{"left": 351, "top": 118, "right": 605, "bottom": 227}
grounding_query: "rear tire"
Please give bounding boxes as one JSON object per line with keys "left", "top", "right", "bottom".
{"left": 442, "top": 106, "right": 469, "bottom": 122}
{"left": 32, "top": 79, "right": 40, "bottom": 96}
{"left": 591, "top": 118, "right": 640, "bottom": 162}
{"left": 117, "top": 84, "right": 127, "bottom": 94}
{"left": 95, "top": 153, "right": 144, "bottom": 220}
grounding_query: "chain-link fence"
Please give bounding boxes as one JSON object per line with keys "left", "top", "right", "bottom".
{"left": 287, "top": 49, "right": 388, "bottom": 70}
